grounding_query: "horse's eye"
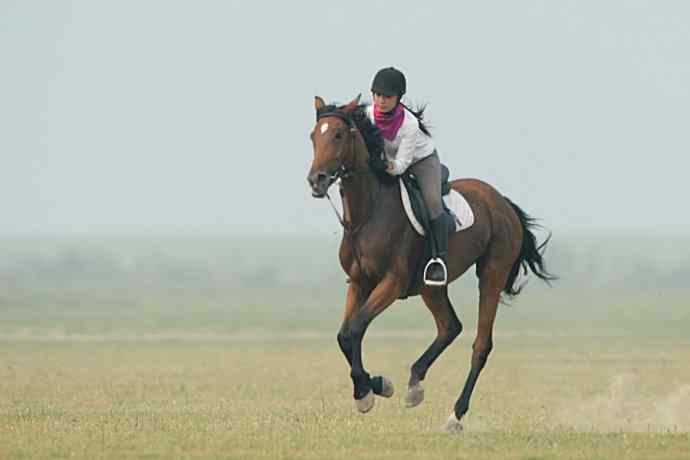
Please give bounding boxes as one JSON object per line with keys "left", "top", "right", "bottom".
{"left": 334, "top": 132, "right": 344, "bottom": 141}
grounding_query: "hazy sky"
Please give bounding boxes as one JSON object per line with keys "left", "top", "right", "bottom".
{"left": 2, "top": 1, "right": 689, "bottom": 236}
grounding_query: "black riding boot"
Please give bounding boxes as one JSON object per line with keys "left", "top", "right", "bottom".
{"left": 424, "top": 213, "right": 449, "bottom": 286}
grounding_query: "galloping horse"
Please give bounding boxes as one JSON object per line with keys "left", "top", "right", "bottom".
{"left": 307, "top": 95, "right": 555, "bottom": 432}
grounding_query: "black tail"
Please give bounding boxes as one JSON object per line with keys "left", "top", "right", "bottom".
{"left": 503, "top": 197, "right": 557, "bottom": 298}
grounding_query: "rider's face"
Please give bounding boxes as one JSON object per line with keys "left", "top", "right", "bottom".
{"left": 372, "top": 92, "right": 398, "bottom": 113}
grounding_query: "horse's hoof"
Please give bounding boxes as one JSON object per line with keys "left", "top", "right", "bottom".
{"left": 355, "top": 390, "right": 375, "bottom": 413}
{"left": 373, "top": 376, "right": 394, "bottom": 398}
{"left": 442, "top": 412, "right": 464, "bottom": 433}
{"left": 405, "top": 382, "right": 424, "bottom": 408}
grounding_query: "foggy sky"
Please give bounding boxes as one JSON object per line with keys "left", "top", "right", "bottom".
{"left": 2, "top": 1, "right": 689, "bottom": 236}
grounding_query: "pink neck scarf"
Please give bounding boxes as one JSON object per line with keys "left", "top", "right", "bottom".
{"left": 373, "top": 104, "right": 405, "bottom": 141}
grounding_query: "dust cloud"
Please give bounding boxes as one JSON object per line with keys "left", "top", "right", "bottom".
{"left": 559, "top": 374, "right": 690, "bottom": 433}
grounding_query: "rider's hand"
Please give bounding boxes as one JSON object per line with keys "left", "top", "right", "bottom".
{"left": 386, "top": 161, "right": 396, "bottom": 174}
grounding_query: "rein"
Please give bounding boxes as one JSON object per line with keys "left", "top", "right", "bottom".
{"left": 324, "top": 167, "right": 371, "bottom": 233}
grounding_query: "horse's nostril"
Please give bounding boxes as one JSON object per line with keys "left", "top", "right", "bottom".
{"left": 308, "top": 172, "right": 328, "bottom": 187}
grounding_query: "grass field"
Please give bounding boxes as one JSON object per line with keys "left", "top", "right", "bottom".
{"left": 1, "top": 336, "right": 689, "bottom": 459}
{"left": 1, "top": 235, "right": 689, "bottom": 458}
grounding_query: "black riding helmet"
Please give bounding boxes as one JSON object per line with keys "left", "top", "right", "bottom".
{"left": 371, "top": 67, "right": 406, "bottom": 98}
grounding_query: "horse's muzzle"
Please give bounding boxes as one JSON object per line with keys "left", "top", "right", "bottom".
{"left": 307, "top": 171, "right": 333, "bottom": 198}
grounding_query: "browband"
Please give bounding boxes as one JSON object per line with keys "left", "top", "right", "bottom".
{"left": 316, "top": 110, "right": 353, "bottom": 126}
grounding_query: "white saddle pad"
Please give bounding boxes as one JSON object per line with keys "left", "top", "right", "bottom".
{"left": 399, "top": 178, "right": 475, "bottom": 236}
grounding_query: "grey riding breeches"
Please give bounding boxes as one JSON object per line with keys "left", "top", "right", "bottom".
{"left": 408, "top": 151, "right": 443, "bottom": 220}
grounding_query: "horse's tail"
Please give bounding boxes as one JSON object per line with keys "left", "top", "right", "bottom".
{"left": 503, "top": 197, "right": 557, "bottom": 298}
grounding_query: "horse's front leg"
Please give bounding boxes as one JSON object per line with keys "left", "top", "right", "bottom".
{"left": 344, "top": 274, "right": 402, "bottom": 413}
{"left": 336, "top": 282, "right": 368, "bottom": 367}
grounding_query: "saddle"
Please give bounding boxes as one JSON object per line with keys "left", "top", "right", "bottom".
{"left": 401, "top": 164, "right": 456, "bottom": 236}
{"left": 399, "top": 165, "right": 475, "bottom": 297}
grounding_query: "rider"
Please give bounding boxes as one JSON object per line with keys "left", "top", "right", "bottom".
{"left": 367, "top": 66, "right": 449, "bottom": 286}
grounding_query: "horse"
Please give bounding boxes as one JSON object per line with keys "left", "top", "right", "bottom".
{"left": 306, "top": 94, "right": 555, "bottom": 432}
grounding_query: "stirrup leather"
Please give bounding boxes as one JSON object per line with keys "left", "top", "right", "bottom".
{"left": 423, "top": 257, "right": 448, "bottom": 286}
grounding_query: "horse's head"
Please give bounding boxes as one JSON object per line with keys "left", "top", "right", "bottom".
{"left": 307, "top": 94, "right": 362, "bottom": 198}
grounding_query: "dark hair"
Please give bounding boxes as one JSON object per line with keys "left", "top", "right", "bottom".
{"left": 400, "top": 102, "right": 432, "bottom": 137}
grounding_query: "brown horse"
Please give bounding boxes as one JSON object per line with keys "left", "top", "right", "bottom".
{"left": 307, "top": 95, "right": 555, "bottom": 432}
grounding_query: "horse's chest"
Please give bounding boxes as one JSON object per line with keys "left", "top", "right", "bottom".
{"left": 340, "top": 230, "right": 396, "bottom": 280}
{"left": 358, "top": 243, "right": 390, "bottom": 276}
{"left": 338, "top": 191, "right": 408, "bottom": 281}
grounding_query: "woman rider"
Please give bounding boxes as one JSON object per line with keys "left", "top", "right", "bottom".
{"left": 367, "top": 67, "right": 449, "bottom": 286}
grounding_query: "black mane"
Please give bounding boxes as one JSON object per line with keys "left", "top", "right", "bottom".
{"left": 350, "top": 104, "right": 384, "bottom": 158}
{"left": 350, "top": 104, "right": 396, "bottom": 184}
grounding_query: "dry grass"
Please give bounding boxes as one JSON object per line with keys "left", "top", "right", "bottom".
{"left": 1, "top": 335, "right": 689, "bottom": 459}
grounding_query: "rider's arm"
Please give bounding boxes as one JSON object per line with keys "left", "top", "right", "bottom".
{"left": 386, "top": 122, "right": 417, "bottom": 175}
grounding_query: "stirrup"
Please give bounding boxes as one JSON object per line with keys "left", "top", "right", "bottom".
{"left": 423, "top": 257, "right": 447, "bottom": 286}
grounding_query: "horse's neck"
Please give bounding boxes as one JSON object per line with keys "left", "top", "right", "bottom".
{"left": 340, "top": 145, "right": 379, "bottom": 229}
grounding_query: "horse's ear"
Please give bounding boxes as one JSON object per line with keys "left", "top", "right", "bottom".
{"left": 314, "top": 96, "right": 326, "bottom": 112}
{"left": 342, "top": 94, "right": 362, "bottom": 115}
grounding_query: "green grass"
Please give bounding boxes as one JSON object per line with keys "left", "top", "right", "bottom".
{"left": 1, "top": 337, "right": 689, "bottom": 459}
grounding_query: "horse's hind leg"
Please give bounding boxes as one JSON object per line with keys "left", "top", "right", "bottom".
{"left": 445, "top": 262, "right": 506, "bottom": 433}
{"left": 406, "top": 286, "right": 463, "bottom": 408}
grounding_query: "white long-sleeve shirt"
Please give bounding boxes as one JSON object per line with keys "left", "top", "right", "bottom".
{"left": 366, "top": 105, "right": 436, "bottom": 175}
